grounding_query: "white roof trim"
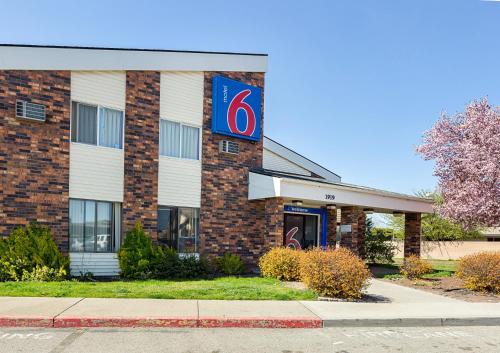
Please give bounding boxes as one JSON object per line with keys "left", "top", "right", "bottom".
{"left": 249, "top": 172, "right": 434, "bottom": 213}
{"left": 0, "top": 45, "right": 268, "bottom": 72}
{"left": 264, "top": 136, "right": 341, "bottom": 182}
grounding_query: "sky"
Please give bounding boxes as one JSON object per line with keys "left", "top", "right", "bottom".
{"left": 1, "top": 0, "right": 499, "bottom": 196}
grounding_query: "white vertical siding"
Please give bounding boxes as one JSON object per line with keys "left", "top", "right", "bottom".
{"left": 71, "top": 71, "right": 126, "bottom": 110}
{"left": 160, "top": 72, "right": 204, "bottom": 125}
{"left": 263, "top": 149, "right": 312, "bottom": 176}
{"left": 69, "top": 253, "right": 120, "bottom": 277}
{"left": 70, "top": 71, "right": 126, "bottom": 202}
{"left": 69, "top": 143, "right": 124, "bottom": 202}
{"left": 158, "top": 157, "right": 201, "bottom": 207}
{"left": 158, "top": 71, "right": 203, "bottom": 207}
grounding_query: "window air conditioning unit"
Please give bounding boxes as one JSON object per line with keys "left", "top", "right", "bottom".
{"left": 219, "top": 140, "right": 239, "bottom": 155}
{"left": 16, "top": 100, "right": 46, "bottom": 122}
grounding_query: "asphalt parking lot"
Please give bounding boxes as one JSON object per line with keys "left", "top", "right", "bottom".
{"left": 0, "top": 326, "right": 499, "bottom": 353}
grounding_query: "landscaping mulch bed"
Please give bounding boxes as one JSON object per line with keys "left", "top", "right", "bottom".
{"left": 382, "top": 276, "right": 500, "bottom": 303}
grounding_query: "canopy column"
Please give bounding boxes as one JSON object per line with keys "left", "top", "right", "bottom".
{"left": 264, "top": 198, "right": 284, "bottom": 250}
{"left": 339, "top": 206, "right": 366, "bottom": 258}
{"left": 325, "top": 206, "right": 337, "bottom": 247}
{"left": 404, "top": 212, "right": 421, "bottom": 257}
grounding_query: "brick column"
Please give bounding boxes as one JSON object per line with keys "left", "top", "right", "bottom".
{"left": 0, "top": 70, "right": 71, "bottom": 251}
{"left": 123, "top": 71, "right": 160, "bottom": 241}
{"left": 404, "top": 213, "right": 421, "bottom": 257}
{"left": 264, "top": 198, "right": 284, "bottom": 249}
{"left": 339, "top": 206, "right": 366, "bottom": 258}
{"left": 326, "top": 207, "right": 337, "bottom": 247}
{"left": 200, "top": 71, "right": 265, "bottom": 265}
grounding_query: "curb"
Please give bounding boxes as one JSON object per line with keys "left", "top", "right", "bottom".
{"left": 2, "top": 316, "right": 499, "bottom": 329}
{"left": 322, "top": 317, "right": 500, "bottom": 327}
{"left": 0, "top": 317, "right": 53, "bottom": 328}
{"left": 197, "top": 317, "right": 322, "bottom": 329}
{"left": 0, "top": 316, "right": 321, "bottom": 329}
{"left": 53, "top": 317, "right": 199, "bottom": 328}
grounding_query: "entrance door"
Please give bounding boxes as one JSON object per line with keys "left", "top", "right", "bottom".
{"left": 284, "top": 214, "right": 318, "bottom": 250}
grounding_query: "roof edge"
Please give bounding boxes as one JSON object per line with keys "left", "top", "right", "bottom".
{"left": 0, "top": 44, "right": 268, "bottom": 57}
{"left": 251, "top": 168, "right": 434, "bottom": 204}
{"left": 264, "top": 136, "right": 341, "bottom": 180}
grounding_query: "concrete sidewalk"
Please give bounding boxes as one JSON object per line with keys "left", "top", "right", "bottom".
{"left": 0, "top": 280, "right": 499, "bottom": 329}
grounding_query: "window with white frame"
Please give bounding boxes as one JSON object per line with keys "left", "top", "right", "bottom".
{"left": 71, "top": 102, "right": 124, "bottom": 149}
{"left": 69, "top": 199, "right": 121, "bottom": 253}
{"left": 160, "top": 119, "right": 200, "bottom": 160}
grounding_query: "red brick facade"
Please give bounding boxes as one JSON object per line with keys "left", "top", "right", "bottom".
{"left": 404, "top": 213, "right": 421, "bottom": 257}
{"left": 325, "top": 207, "right": 337, "bottom": 247}
{"left": 264, "top": 198, "right": 284, "bottom": 249}
{"left": 0, "top": 70, "right": 71, "bottom": 250}
{"left": 123, "top": 71, "right": 160, "bottom": 240}
{"left": 199, "top": 71, "right": 266, "bottom": 265}
{"left": 339, "top": 206, "right": 366, "bottom": 257}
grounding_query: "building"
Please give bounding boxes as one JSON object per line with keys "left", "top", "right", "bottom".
{"left": 482, "top": 228, "right": 500, "bottom": 242}
{"left": 0, "top": 44, "right": 433, "bottom": 276}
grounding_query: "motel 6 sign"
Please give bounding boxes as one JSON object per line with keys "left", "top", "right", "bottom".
{"left": 211, "top": 75, "right": 262, "bottom": 142}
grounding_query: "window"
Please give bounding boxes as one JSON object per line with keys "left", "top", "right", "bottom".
{"left": 158, "top": 206, "right": 199, "bottom": 253}
{"left": 69, "top": 199, "right": 121, "bottom": 252}
{"left": 71, "top": 102, "right": 123, "bottom": 149}
{"left": 160, "top": 119, "right": 200, "bottom": 160}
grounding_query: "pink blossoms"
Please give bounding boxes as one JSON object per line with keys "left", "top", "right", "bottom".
{"left": 416, "top": 98, "right": 500, "bottom": 229}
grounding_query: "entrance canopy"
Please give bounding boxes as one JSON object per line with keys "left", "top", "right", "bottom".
{"left": 249, "top": 169, "right": 433, "bottom": 214}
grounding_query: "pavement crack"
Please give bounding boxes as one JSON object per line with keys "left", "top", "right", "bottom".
{"left": 48, "top": 329, "right": 86, "bottom": 353}
{"left": 52, "top": 298, "right": 86, "bottom": 326}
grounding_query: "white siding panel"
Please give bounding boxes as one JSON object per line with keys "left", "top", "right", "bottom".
{"left": 71, "top": 71, "right": 126, "bottom": 110}
{"left": 263, "top": 149, "right": 311, "bottom": 176}
{"left": 158, "top": 157, "right": 201, "bottom": 207}
{"left": 70, "top": 253, "right": 120, "bottom": 277}
{"left": 69, "top": 143, "right": 124, "bottom": 202}
{"left": 160, "top": 72, "right": 203, "bottom": 126}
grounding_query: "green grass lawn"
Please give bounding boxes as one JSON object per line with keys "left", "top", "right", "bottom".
{"left": 0, "top": 277, "right": 317, "bottom": 300}
{"left": 371, "top": 259, "right": 457, "bottom": 280}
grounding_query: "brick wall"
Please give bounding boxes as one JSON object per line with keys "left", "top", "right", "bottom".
{"left": 325, "top": 207, "right": 337, "bottom": 247}
{"left": 339, "top": 206, "right": 366, "bottom": 257}
{"left": 200, "top": 71, "right": 266, "bottom": 266}
{"left": 123, "top": 71, "right": 160, "bottom": 240}
{"left": 0, "top": 71, "right": 71, "bottom": 250}
{"left": 264, "top": 198, "right": 284, "bottom": 249}
{"left": 404, "top": 212, "right": 421, "bottom": 257}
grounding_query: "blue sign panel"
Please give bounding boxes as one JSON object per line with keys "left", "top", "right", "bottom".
{"left": 284, "top": 205, "right": 322, "bottom": 215}
{"left": 284, "top": 205, "right": 327, "bottom": 246}
{"left": 211, "top": 75, "right": 262, "bottom": 142}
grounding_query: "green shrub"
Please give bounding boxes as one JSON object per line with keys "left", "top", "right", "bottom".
{"left": 0, "top": 224, "right": 68, "bottom": 281}
{"left": 119, "top": 222, "right": 215, "bottom": 279}
{"left": 259, "top": 247, "right": 302, "bottom": 281}
{"left": 217, "top": 252, "right": 245, "bottom": 275}
{"left": 300, "top": 247, "right": 370, "bottom": 299}
{"left": 456, "top": 252, "right": 500, "bottom": 293}
{"left": 400, "top": 255, "right": 433, "bottom": 279}
{"left": 152, "top": 246, "right": 180, "bottom": 279}
{"left": 364, "top": 218, "right": 397, "bottom": 264}
{"left": 179, "top": 254, "right": 212, "bottom": 278}
{"left": 21, "top": 265, "right": 67, "bottom": 282}
{"left": 118, "top": 222, "right": 154, "bottom": 279}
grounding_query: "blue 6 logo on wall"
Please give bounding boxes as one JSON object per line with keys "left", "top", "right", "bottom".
{"left": 211, "top": 75, "right": 262, "bottom": 142}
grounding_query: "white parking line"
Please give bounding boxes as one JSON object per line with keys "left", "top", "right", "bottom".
{"left": 340, "top": 329, "right": 473, "bottom": 340}
{"left": 0, "top": 332, "right": 54, "bottom": 340}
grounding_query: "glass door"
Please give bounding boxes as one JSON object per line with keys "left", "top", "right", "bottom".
{"left": 284, "top": 214, "right": 319, "bottom": 250}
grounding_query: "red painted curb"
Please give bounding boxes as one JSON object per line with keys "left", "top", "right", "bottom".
{"left": 198, "top": 316, "right": 323, "bottom": 329}
{"left": 53, "top": 317, "right": 198, "bottom": 328}
{"left": 1, "top": 316, "right": 322, "bottom": 329}
{"left": 0, "top": 317, "right": 53, "bottom": 328}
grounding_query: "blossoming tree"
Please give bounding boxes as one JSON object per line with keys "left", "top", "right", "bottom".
{"left": 416, "top": 99, "right": 499, "bottom": 229}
